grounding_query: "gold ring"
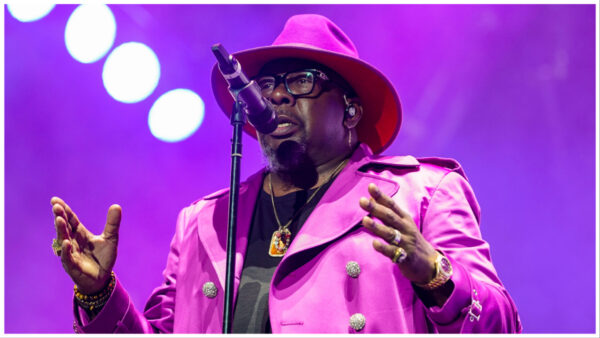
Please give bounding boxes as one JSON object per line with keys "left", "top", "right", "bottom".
{"left": 392, "top": 247, "right": 407, "bottom": 264}
{"left": 52, "top": 238, "right": 62, "bottom": 257}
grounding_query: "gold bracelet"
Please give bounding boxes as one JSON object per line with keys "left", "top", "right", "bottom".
{"left": 74, "top": 272, "right": 115, "bottom": 310}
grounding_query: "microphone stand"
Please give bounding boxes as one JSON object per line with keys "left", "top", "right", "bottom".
{"left": 212, "top": 43, "right": 276, "bottom": 333}
{"left": 223, "top": 100, "right": 245, "bottom": 333}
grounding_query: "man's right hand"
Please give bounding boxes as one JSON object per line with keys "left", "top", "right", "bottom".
{"left": 51, "top": 197, "right": 121, "bottom": 295}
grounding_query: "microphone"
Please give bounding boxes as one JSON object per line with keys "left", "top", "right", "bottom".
{"left": 212, "top": 43, "right": 278, "bottom": 134}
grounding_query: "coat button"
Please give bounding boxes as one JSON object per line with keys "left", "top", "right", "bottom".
{"left": 346, "top": 261, "right": 361, "bottom": 278}
{"left": 202, "top": 282, "right": 218, "bottom": 298}
{"left": 349, "top": 313, "right": 366, "bottom": 331}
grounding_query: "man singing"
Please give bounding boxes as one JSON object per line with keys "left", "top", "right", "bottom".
{"left": 51, "top": 14, "right": 522, "bottom": 333}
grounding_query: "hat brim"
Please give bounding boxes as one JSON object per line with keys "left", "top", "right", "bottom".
{"left": 211, "top": 44, "right": 402, "bottom": 154}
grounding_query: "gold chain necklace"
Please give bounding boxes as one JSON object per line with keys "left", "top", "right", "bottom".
{"left": 267, "top": 159, "right": 348, "bottom": 257}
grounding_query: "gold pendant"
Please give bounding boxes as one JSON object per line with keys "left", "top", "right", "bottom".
{"left": 268, "top": 228, "right": 292, "bottom": 257}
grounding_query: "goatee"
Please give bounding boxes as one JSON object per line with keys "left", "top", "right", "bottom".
{"left": 261, "top": 138, "right": 318, "bottom": 190}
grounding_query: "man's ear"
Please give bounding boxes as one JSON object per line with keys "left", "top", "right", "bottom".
{"left": 343, "top": 96, "right": 363, "bottom": 129}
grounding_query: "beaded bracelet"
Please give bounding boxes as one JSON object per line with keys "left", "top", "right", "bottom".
{"left": 74, "top": 271, "right": 115, "bottom": 311}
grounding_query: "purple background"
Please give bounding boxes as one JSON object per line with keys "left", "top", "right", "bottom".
{"left": 4, "top": 4, "right": 597, "bottom": 333}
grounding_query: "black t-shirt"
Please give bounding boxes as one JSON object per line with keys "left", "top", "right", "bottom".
{"left": 231, "top": 176, "right": 333, "bottom": 333}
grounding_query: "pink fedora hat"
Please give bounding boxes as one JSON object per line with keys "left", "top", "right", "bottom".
{"left": 211, "top": 14, "right": 402, "bottom": 154}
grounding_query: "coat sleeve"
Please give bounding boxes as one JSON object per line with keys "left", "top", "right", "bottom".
{"left": 418, "top": 170, "right": 522, "bottom": 333}
{"left": 72, "top": 208, "right": 187, "bottom": 333}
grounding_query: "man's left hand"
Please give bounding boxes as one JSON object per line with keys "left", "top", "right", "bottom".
{"left": 359, "top": 183, "right": 438, "bottom": 285}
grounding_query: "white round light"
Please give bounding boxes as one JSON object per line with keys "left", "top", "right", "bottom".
{"left": 7, "top": 3, "right": 55, "bottom": 22}
{"left": 102, "top": 42, "right": 161, "bottom": 103}
{"left": 148, "top": 89, "right": 205, "bottom": 142}
{"left": 64, "top": 4, "right": 116, "bottom": 64}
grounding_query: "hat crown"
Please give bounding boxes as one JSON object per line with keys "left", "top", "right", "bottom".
{"left": 272, "top": 14, "right": 359, "bottom": 58}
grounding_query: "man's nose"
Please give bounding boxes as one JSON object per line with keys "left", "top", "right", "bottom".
{"left": 266, "top": 82, "right": 293, "bottom": 106}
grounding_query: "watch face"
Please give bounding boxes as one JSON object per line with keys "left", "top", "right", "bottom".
{"left": 439, "top": 256, "right": 452, "bottom": 274}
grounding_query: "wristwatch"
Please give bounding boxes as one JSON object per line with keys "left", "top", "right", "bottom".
{"left": 416, "top": 252, "right": 453, "bottom": 290}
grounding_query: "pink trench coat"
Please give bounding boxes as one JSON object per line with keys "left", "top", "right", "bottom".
{"left": 74, "top": 144, "right": 522, "bottom": 333}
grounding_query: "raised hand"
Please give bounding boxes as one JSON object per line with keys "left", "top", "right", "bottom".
{"left": 51, "top": 197, "right": 121, "bottom": 295}
{"left": 359, "top": 183, "right": 438, "bottom": 285}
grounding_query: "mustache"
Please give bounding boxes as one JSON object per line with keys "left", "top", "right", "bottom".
{"left": 274, "top": 110, "right": 301, "bottom": 126}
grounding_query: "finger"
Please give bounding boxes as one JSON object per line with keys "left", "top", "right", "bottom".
{"left": 61, "top": 239, "right": 79, "bottom": 273}
{"left": 54, "top": 203, "right": 90, "bottom": 249}
{"left": 54, "top": 213, "right": 70, "bottom": 243}
{"left": 359, "top": 196, "right": 404, "bottom": 231}
{"left": 102, "top": 204, "right": 121, "bottom": 241}
{"left": 51, "top": 196, "right": 82, "bottom": 231}
{"left": 53, "top": 203, "right": 82, "bottom": 241}
{"left": 50, "top": 196, "right": 62, "bottom": 206}
{"left": 52, "top": 201, "right": 66, "bottom": 219}
{"left": 51, "top": 196, "right": 69, "bottom": 214}
{"left": 372, "top": 239, "right": 397, "bottom": 259}
{"left": 53, "top": 203, "right": 76, "bottom": 240}
{"left": 362, "top": 216, "right": 398, "bottom": 244}
{"left": 368, "top": 183, "right": 408, "bottom": 218}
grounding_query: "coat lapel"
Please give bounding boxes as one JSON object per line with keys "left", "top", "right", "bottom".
{"left": 276, "top": 144, "right": 408, "bottom": 269}
{"left": 195, "top": 170, "right": 264, "bottom": 291}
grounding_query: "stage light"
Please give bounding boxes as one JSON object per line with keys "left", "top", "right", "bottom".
{"left": 148, "top": 89, "right": 205, "bottom": 142}
{"left": 7, "top": 3, "right": 55, "bottom": 22}
{"left": 102, "top": 42, "right": 160, "bottom": 103}
{"left": 65, "top": 4, "right": 116, "bottom": 64}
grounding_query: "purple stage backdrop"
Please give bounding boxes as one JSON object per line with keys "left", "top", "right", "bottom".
{"left": 3, "top": 4, "right": 597, "bottom": 333}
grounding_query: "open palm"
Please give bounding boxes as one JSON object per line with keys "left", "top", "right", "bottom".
{"left": 51, "top": 197, "right": 121, "bottom": 295}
